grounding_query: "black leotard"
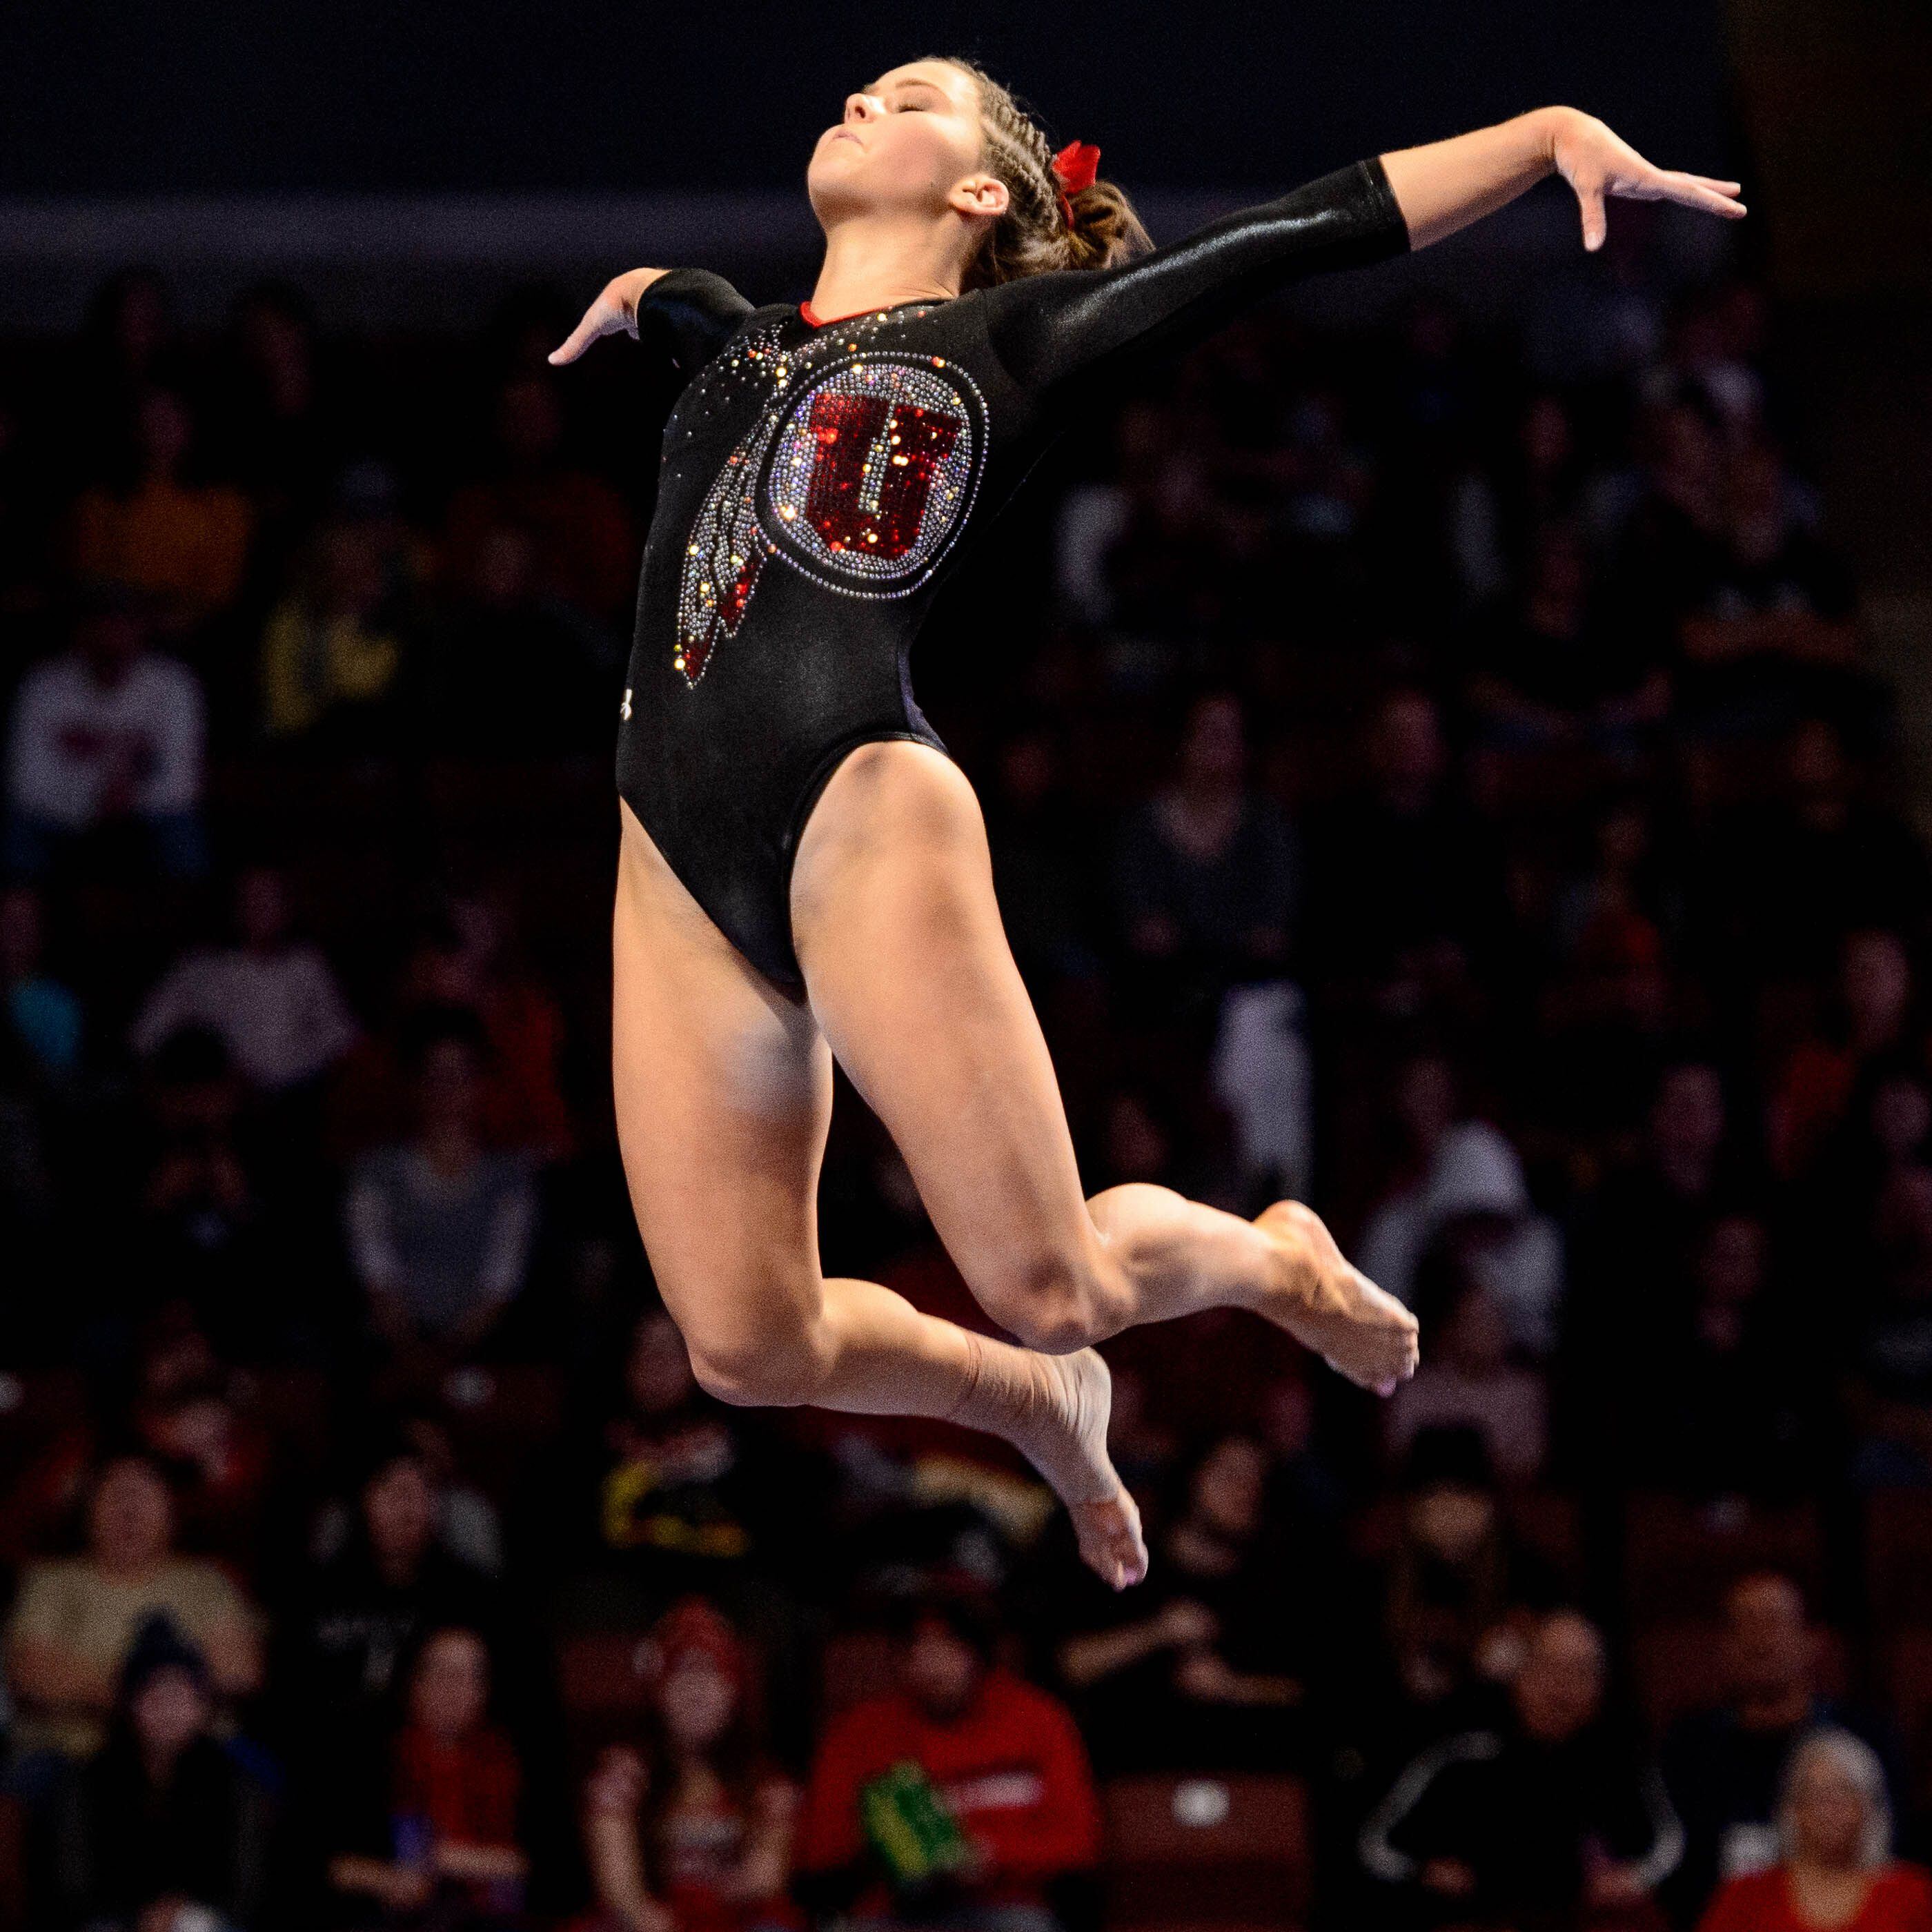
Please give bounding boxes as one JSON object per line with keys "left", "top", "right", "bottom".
{"left": 614, "top": 153, "right": 1410, "bottom": 996}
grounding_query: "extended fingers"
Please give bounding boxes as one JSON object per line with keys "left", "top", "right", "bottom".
{"left": 1579, "top": 179, "right": 1609, "bottom": 252}
{"left": 1662, "top": 170, "right": 1748, "bottom": 216}
{"left": 1619, "top": 166, "right": 1748, "bottom": 217}
{"left": 548, "top": 293, "right": 626, "bottom": 366}
{"left": 547, "top": 311, "right": 603, "bottom": 366}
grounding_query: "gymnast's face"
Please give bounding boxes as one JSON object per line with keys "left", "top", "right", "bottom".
{"left": 807, "top": 60, "right": 1008, "bottom": 231}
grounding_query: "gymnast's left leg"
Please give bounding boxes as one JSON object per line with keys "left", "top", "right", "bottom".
{"left": 790, "top": 740, "right": 1420, "bottom": 1390}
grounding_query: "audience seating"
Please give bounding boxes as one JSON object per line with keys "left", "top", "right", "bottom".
{"left": 1622, "top": 1495, "right": 1823, "bottom": 1620}
{"left": 1630, "top": 1618, "right": 1849, "bottom": 1739}
{"left": 1101, "top": 1773, "right": 1311, "bottom": 1932}
{"left": 1867, "top": 1492, "right": 1932, "bottom": 1626}
{"left": 817, "top": 1626, "right": 900, "bottom": 1719}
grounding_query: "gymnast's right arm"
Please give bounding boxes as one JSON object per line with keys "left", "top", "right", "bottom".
{"left": 549, "top": 266, "right": 753, "bottom": 372}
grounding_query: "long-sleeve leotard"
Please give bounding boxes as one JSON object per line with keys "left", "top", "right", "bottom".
{"left": 613, "top": 155, "right": 1410, "bottom": 993}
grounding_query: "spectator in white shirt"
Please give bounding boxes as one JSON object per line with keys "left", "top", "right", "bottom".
{"left": 344, "top": 1006, "right": 538, "bottom": 1354}
{"left": 131, "top": 863, "right": 358, "bottom": 1094}
{"left": 1358, "top": 1051, "right": 1566, "bottom": 1354}
{"left": 3, "top": 582, "right": 207, "bottom": 878}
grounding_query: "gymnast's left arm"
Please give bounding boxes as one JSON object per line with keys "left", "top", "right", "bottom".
{"left": 983, "top": 107, "right": 1745, "bottom": 400}
{"left": 1379, "top": 105, "right": 1745, "bottom": 253}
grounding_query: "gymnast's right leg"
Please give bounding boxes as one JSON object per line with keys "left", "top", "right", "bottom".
{"left": 611, "top": 800, "right": 1147, "bottom": 1588}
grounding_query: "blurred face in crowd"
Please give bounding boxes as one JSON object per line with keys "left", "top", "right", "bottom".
{"left": 1652, "top": 1063, "right": 1725, "bottom": 1175}
{"left": 102, "top": 270, "right": 171, "bottom": 372}
{"left": 137, "top": 388, "right": 193, "bottom": 482}
{"left": 1871, "top": 1075, "right": 1931, "bottom": 1164}
{"left": 90, "top": 1459, "right": 174, "bottom": 1573}
{"left": 410, "top": 1628, "right": 490, "bottom": 1741}
{"left": 1441, "top": 1279, "right": 1509, "bottom": 1377}
{"left": 415, "top": 1036, "right": 484, "bottom": 1139}
{"left": 133, "top": 1664, "right": 211, "bottom": 1764}
{"left": 0, "top": 886, "right": 43, "bottom": 980}
{"left": 1727, "top": 435, "right": 1790, "bottom": 557}
{"left": 1526, "top": 522, "right": 1588, "bottom": 615}
{"left": 902, "top": 1615, "right": 984, "bottom": 1722}
{"left": 1843, "top": 931, "right": 1911, "bottom": 1049}
{"left": 996, "top": 730, "right": 1055, "bottom": 812}
{"left": 807, "top": 61, "right": 997, "bottom": 233}
{"left": 658, "top": 1651, "right": 738, "bottom": 1755}
{"left": 237, "top": 291, "right": 313, "bottom": 410}
{"left": 1176, "top": 693, "right": 1248, "bottom": 792}
{"left": 1786, "top": 1739, "right": 1877, "bottom": 1871}
{"left": 1188, "top": 1436, "right": 1267, "bottom": 1544}
{"left": 628, "top": 1312, "right": 698, "bottom": 1417}
{"left": 1408, "top": 1481, "right": 1497, "bottom": 1566}
{"left": 497, "top": 375, "right": 565, "bottom": 467}
{"left": 1695, "top": 1215, "right": 1766, "bottom": 1337}
{"left": 236, "top": 867, "right": 290, "bottom": 952}
{"left": 1649, "top": 401, "right": 1722, "bottom": 517}
{"left": 1372, "top": 691, "right": 1446, "bottom": 805}
{"left": 1104, "top": 1092, "right": 1172, "bottom": 1187}
{"left": 1260, "top": 1374, "right": 1314, "bottom": 1462}
{"left": 1723, "top": 1573, "right": 1813, "bottom": 1711}
{"left": 1789, "top": 720, "right": 1849, "bottom": 811}
{"left": 1877, "top": 1167, "right": 1932, "bottom": 1291}
{"left": 363, "top": 1455, "right": 437, "bottom": 1573}
{"left": 1512, "top": 1613, "right": 1605, "bottom": 1744}
{"left": 1520, "top": 393, "right": 1573, "bottom": 477}
{"left": 1397, "top": 1055, "right": 1457, "bottom": 1156}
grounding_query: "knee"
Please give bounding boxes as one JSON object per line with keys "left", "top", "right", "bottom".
{"left": 976, "top": 1247, "right": 1119, "bottom": 1355}
{"left": 680, "top": 1301, "right": 830, "bottom": 1410}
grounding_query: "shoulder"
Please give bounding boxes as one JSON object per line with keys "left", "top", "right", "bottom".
{"left": 1879, "top": 1862, "right": 1932, "bottom": 1902}
{"left": 159, "top": 1557, "right": 246, "bottom": 1612}
{"left": 986, "top": 1668, "right": 1078, "bottom": 1730}
{"left": 137, "top": 653, "right": 202, "bottom": 696}
{"left": 9, "top": 1557, "right": 83, "bottom": 1612}
{"left": 815, "top": 1690, "right": 909, "bottom": 1762}
{"left": 14, "top": 656, "right": 77, "bottom": 702}
{"left": 1706, "top": 1867, "right": 1784, "bottom": 1911}
{"left": 1394, "top": 1728, "right": 1508, "bottom": 1788}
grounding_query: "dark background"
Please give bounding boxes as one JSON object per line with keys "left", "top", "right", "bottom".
{"left": 0, "top": 0, "right": 1739, "bottom": 194}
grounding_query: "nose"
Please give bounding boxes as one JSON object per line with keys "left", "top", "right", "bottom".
{"left": 844, "top": 91, "right": 883, "bottom": 124}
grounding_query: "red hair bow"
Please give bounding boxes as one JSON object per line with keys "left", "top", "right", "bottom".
{"left": 1050, "top": 139, "right": 1101, "bottom": 228}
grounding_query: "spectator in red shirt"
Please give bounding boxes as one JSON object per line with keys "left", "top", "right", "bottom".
{"left": 797, "top": 1588, "right": 1101, "bottom": 1932}
{"left": 327, "top": 1624, "right": 526, "bottom": 1927}
{"left": 1699, "top": 1728, "right": 1932, "bottom": 1932}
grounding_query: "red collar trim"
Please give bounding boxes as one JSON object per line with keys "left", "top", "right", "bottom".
{"left": 798, "top": 297, "right": 945, "bottom": 329}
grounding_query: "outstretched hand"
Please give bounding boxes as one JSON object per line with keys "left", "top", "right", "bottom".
{"left": 548, "top": 268, "right": 671, "bottom": 364}
{"left": 1548, "top": 108, "right": 1746, "bottom": 250}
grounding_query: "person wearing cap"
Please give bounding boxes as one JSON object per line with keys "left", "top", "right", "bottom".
{"left": 582, "top": 1596, "right": 799, "bottom": 1932}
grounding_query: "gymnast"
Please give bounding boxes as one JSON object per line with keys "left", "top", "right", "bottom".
{"left": 551, "top": 57, "right": 1745, "bottom": 1588}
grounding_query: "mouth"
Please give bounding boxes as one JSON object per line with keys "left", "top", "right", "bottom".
{"left": 829, "top": 127, "right": 862, "bottom": 148}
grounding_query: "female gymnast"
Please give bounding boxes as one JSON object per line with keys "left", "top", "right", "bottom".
{"left": 552, "top": 59, "right": 1745, "bottom": 1590}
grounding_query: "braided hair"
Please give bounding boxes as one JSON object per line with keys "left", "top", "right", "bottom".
{"left": 936, "top": 55, "right": 1152, "bottom": 289}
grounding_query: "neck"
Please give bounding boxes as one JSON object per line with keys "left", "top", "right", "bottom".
{"left": 808, "top": 213, "right": 965, "bottom": 324}
{"left": 1740, "top": 1682, "right": 1811, "bottom": 1730}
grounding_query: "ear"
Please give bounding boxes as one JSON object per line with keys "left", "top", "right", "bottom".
{"left": 946, "top": 173, "right": 1009, "bottom": 221}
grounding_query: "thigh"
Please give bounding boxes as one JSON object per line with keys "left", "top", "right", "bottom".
{"left": 789, "top": 742, "right": 1101, "bottom": 1309}
{"left": 612, "top": 798, "right": 829, "bottom": 1356}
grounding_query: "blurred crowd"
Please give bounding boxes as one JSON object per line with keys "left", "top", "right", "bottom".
{"left": 3, "top": 216, "right": 1932, "bottom": 1932}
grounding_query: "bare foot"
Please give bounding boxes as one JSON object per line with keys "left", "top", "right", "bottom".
{"left": 1009, "top": 1348, "right": 1148, "bottom": 1591}
{"left": 1254, "top": 1200, "right": 1419, "bottom": 1395}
